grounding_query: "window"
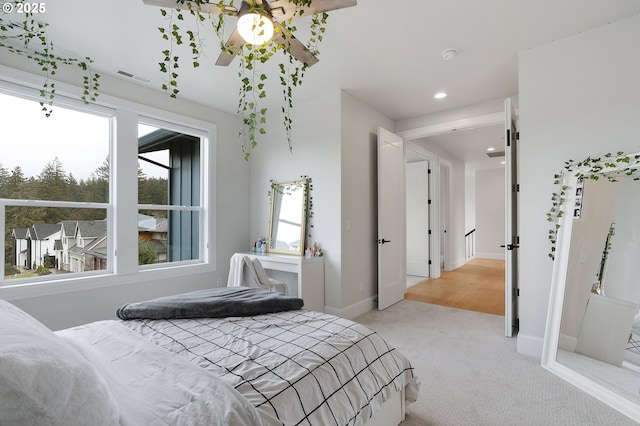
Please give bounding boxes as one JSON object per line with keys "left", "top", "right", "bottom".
{"left": 137, "top": 121, "right": 203, "bottom": 266}
{"left": 1, "top": 90, "right": 112, "bottom": 282}
{"left": 0, "top": 81, "right": 211, "bottom": 291}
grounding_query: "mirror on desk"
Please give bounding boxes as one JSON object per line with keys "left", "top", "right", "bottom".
{"left": 542, "top": 152, "right": 640, "bottom": 422}
{"left": 268, "top": 179, "right": 308, "bottom": 256}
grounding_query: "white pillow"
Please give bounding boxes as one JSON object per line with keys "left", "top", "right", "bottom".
{"left": 0, "top": 299, "right": 120, "bottom": 426}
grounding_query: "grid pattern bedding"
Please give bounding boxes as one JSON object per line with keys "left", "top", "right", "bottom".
{"left": 124, "top": 310, "right": 417, "bottom": 426}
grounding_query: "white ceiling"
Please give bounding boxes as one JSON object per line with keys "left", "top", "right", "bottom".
{"left": 15, "top": 0, "right": 640, "bottom": 169}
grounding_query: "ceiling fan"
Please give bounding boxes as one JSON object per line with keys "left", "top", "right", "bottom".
{"left": 142, "top": 0, "right": 357, "bottom": 67}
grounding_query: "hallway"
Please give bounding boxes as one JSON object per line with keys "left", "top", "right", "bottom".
{"left": 404, "top": 258, "right": 505, "bottom": 316}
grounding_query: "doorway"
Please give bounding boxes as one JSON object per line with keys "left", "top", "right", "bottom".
{"left": 397, "top": 105, "right": 518, "bottom": 334}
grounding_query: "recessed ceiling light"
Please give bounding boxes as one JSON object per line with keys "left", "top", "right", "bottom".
{"left": 487, "top": 147, "right": 495, "bottom": 152}
{"left": 434, "top": 92, "right": 447, "bottom": 99}
{"left": 500, "top": 160, "right": 506, "bottom": 165}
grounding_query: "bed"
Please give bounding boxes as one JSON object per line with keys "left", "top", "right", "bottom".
{"left": 0, "top": 287, "right": 418, "bottom": 426}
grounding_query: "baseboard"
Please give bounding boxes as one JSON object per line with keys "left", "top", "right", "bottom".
{"left": 324, "top": 296, "right": 377, "bottom": 320}
{"left": 475, "top": 252, "right": 505, "bottom": 260}
{"left": 451, "top": 258, "right": 466, "bottom": 270}
{"left": 517, "top": 332, "right": 544, "bottom": 359}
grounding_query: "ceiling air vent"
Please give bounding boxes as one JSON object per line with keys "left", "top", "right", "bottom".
{"left": 486, "top": 150, "right": 505, "bottom": 158}
{"left": 115, "top": 69, "right": 151, "bottom": 84}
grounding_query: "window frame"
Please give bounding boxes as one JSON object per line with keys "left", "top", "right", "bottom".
{"left": 137, "top": 116, "right": 207, "bottom": 270}
{"left": 0, "top": 75, "right": 216, "bottom": 301}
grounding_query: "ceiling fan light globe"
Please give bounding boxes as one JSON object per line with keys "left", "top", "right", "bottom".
{"left": 237, "top": 12, "right": 274, "bottom": 45}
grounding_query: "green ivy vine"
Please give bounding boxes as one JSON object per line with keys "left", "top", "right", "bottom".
{"left": 155, "top": 0, "right": 328, "bottom": 160}
{"left": 0, "top": 1, "right": 100, "bottom": 116}
{"left": 547, "top": 151, "right": 640, "bottom": 260}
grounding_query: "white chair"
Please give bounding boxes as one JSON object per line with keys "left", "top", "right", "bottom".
{"left": 244, "top": 257, "right": 288, "bottom": 296}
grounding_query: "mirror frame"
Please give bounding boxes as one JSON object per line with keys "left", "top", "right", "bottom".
{"left": 267, "top": 179, "right": 308, "bottom": 256}
{"left": 542, "top": 151, "right": 640, "bottom": 422}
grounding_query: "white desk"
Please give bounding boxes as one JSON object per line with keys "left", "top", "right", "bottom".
{"left": 239, "top": 252, "right": 325, "bottom": 312}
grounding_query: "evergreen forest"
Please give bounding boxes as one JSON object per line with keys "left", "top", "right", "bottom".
{"left": 1, "top": 157, "right": 168, "bottom": 267}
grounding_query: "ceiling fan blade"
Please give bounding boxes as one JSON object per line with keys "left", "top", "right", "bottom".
{"left": 215, "top": 28, "right": 246, "bottom": 66}
{"left": 142, "top": 0, "right": 237, "bottom": 16}
{"left": 269, "top": 0, "right": 356, "bottom": 21}
{"left": 273, "top": 23, "right": 319, "bottom": 67}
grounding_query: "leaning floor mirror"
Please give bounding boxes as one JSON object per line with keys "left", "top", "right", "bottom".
{"left": 542, "top": 151, "right": 640, "bottom": 422}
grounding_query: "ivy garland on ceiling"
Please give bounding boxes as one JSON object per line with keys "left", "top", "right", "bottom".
{"left": 546, "top": 151, "right": 640, "bottom": 260}
{"left": 155, "top": 0, "right": 328, "bottom": 160}
{"left": 0, "top": 1, "right": 100, "bottom": 116}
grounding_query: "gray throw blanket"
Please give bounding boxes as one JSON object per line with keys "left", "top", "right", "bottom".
{"left": 116, "top": 287, "right": 304, "bottom": 320}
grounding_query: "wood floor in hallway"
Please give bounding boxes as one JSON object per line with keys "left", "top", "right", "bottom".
{"left": 404, "top": 258, "right": 505, "bottom": 316}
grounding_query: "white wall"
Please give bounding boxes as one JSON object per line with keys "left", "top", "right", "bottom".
{"left": 475, "top": 169, "right": 505, "bottom": 259}
{"left": 0, "top": 58, "right": 249, "bottom": 330}
{"left": 248, "top": 90, "right": 395, "bottom": 317}
{"left": 340, "top": 92, "right": 394, "bottom": 315}
{"left": 249, "top": 91, "right": 343, "bottom": 310}
{"left": 518, "top": 14, "right": 640, "bottom": 357}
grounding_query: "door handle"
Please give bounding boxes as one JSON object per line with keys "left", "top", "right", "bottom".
{"left": 377, "top": 239, "right": 391, "bottom": 244}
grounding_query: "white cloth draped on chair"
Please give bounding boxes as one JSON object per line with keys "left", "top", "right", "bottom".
{"left": 227, "top": 253, "right": 247, "bottom": 287}
{"left": 227, "top": 254, "right": 288, "bottom": 296}
{"left": 245, "top": 258, "right": 288, "bottom": 296}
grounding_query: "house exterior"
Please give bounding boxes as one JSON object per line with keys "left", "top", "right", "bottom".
{"left": 138, "top": 214, "right": 168, "bottom": 263}
{"left": 67, "top": 220, "right": 108, "bottom": 273}
{"left": 20, "top": 224, "right": 62, "bottom": 270}
{"left": 11, "top": 218, "right": 167, "bottom": 273}
{"left": 11, "top": 228, "right": 29, "bottom": 270}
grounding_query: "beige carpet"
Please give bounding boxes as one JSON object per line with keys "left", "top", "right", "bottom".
{"left": 355, "top": 300, "right": 636, "bottom": 425}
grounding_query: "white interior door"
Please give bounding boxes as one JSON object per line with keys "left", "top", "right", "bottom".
{"left": 505, "top": 97, "right": 519, "bottom": 337}
{"left": 377, "top": 127, "right": 406, "bottom": 310}
{"left": 406, "top": 160, "right": 430, "bottom": 277}
{"left": 439, "top": 162, "right": 451, "bottom": 271}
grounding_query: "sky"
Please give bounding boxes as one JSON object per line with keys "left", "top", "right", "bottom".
{"left": 0, "top": 92, "right": 166, "bottom": 180}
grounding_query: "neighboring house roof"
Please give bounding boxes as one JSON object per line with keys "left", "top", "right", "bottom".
{"left": 138, "top": 219, "right": 169, "bottom": 233}
{"left": 60, "top": 221, "right": 77, "bottom": 237}
{"left": 76, "top": 220, "right": 107, "bottom": 238}
{"left": 11, "top": 227, "right": 29, "bottom": 239}
{"left": 70, "top": 233, "right": 108, "bottom": 258}
{"left": 156, "top": 218, "right": 168, "bottom": 233}
{"left": 146, "top": 239, "right": 167, "bottom": 254}
{"left": 29, "top": 223, "right": 62, "bottom": 240}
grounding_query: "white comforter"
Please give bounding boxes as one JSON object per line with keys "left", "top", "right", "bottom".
{"left": 57, "top": 321, "right": 278, "bottom": 426}
{"left": 123, "top": 310, "right": 418, "bottom": 426}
